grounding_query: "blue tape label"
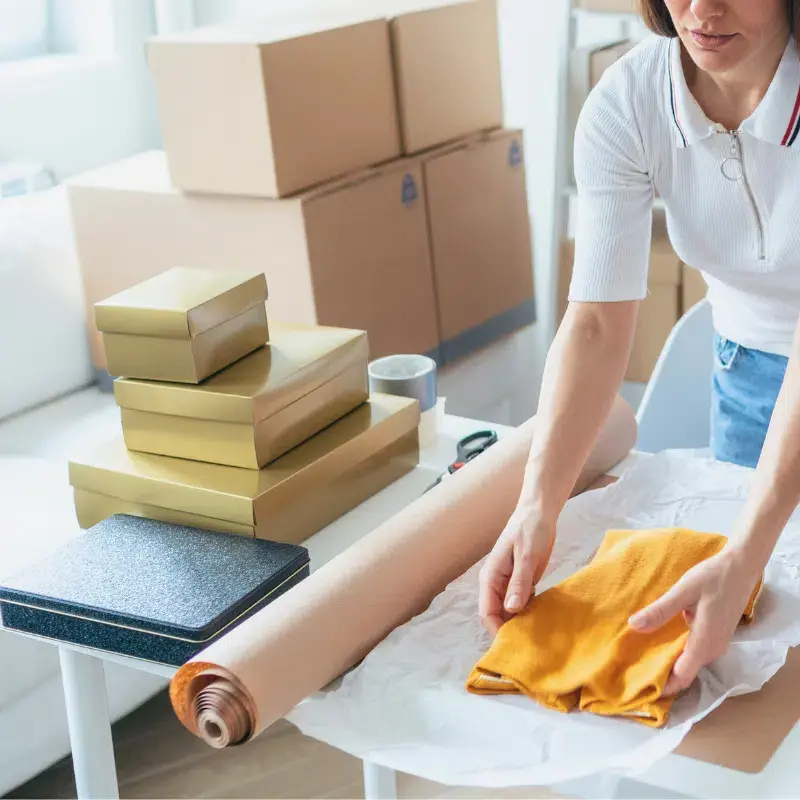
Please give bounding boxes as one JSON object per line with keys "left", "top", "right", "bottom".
{"left": 401, "top": 173, "right": 418, "bottom": 206}
{"left": 508, "top": 139, "right": 523, "bottom": 167}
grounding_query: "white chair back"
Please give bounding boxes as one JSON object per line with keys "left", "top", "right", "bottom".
{"left": 635, "top": 300, "right": 715, "bottom": 453}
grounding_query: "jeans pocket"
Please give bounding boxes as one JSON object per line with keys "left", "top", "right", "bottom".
{"left": 714, "top": 335, "right": 741, "bottom": 371}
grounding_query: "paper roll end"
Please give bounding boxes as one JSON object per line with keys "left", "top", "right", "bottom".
{"left": 170, "top": 661, "right": 255, "bottom": 748}
{"left": 195, "top": 680, "right": 253, "bottom": 748}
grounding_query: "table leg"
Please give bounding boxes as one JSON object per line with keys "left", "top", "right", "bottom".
{"left": 363, "top": 760, "right": 398, "bottom": 800}
{"left": 59, "top": 647, "right": 120, "bottom": 800}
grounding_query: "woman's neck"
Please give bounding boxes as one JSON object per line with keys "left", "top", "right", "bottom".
{"left": 682, "top": 33, "right": 790, "bottom": 131}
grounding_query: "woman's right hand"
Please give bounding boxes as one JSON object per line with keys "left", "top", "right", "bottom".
{"left": 478, "top": 506, "right": 557, "bottom": 636}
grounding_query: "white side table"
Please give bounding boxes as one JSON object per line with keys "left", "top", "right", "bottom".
{"left": 8, "top": 421, "right": 795, "bottom": 800}
{"left": 1, "top": 414, "right": 503, "bottom": 800}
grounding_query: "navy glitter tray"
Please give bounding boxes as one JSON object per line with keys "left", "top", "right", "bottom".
{"left": 0, "top": 514, "right": 310, "bottom": 667}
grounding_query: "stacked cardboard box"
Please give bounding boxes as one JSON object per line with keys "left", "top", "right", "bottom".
{"left": 67, "top": 0, "right": 535, "bottom": 380}
{"left": 574, "top": 0, "right": 639, "bottom": 12}
{"left": 70, "top": 268, "right": 421, "bottom": 545}
{"left": 681, "top": 264, "right": 708, "bottom": 314}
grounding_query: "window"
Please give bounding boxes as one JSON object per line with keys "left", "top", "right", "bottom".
{"left": 0, "top": 0, "right": 50, "bottom": 62}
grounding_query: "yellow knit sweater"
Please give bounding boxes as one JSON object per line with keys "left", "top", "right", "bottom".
{"left": 467, "top": 528, "right": 763, "bottom": 727}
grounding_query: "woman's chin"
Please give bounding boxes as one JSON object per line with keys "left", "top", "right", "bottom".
{"left": 684, "top": 41, "right": 748, "bottom": 74}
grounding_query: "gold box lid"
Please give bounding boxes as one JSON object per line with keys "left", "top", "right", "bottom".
{"left": 113, "top": 323, "right": 368, "bottom": 424}
{"left": 68, "top": 393, "right": 420, "bottom": 528}
{"left": 94, "top": 268, "right": 268, "bottom": 340}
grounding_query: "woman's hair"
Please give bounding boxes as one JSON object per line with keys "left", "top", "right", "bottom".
{"left": 638, "top": 0, "right": 800, "bottom": 38}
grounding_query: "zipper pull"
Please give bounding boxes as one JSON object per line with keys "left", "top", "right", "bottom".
{"left": 722, "top": 130, "right": 743, "bottom": 181}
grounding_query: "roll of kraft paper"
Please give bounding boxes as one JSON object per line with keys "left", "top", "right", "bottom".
{"left": 169, "top": 396, "right": 637, "bottom": 748}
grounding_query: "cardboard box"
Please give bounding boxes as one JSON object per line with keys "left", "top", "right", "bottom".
{"left": 626, "top": 224, "right": 682, "bottom": 383}
{"left": 558, "top": 229, "right": 681, "bottom": 384}
{"left": 388, "top": 0, "right": 503, "bottom": 154}
{"left": 114, "top": 323, "right": 370, "bottom": 469}
{"left": 589, "top": 40, "right": 635, "bottom": 88}
{"left": 421, "top": 129, "right": 535, "bottom": 364}
{"left": 69, "top": 393, "right": 421, "bottom": 545}
{"left": 67, "top": 151, "right": 441, "bottom": 374}
{"left": 574, "top": 0, "right": 639, "bottom": 13}
{"left": 147, "top": 14, "right": 400, "bottom": 197}
{"left": 95, "top": 268, "right": 269, "bottom": 383}
{"left": 682, "top": 263, "right": 708, "bottom": 314}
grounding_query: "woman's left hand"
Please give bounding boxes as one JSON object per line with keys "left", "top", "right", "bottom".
{"left": 628, "top": 547, "right": 761, "bottom": 696}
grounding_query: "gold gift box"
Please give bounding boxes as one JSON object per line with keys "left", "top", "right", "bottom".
{"left": 95, "top": 267, "right": 269, "bottom": 383}
{"left": 114, "top": 323, "right": 370, "bottom": 469}
{"left": 69, "top": 393, "right": 420, "bottom": 545}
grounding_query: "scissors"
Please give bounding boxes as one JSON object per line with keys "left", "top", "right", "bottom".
{"left": 425, "top": 429, "right": 498, "bottom": 493}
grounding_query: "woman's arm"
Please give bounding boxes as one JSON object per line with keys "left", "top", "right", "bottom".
{"left": 480, "top": 57, "right": 655, "bottom": 635}
{"left": 521, "top": 300, "right": 637, "bottom": 525}
{"left": 630, "top": 317, "right": 800, "bottom": 694}
{"left": 478, "top": 298, "right": 637, "bottom": 635}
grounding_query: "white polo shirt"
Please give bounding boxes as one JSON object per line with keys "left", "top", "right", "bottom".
{"left": 569, "top": 34, "right": 800, "bottom": 357}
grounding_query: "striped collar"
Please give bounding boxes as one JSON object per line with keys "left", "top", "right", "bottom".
{"left": 665, "top": 35, "right": 800, "bottom": 148}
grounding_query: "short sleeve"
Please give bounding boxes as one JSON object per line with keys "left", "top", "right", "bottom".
{"left": 569, "top": 62, "right": 654, "bottom": 303}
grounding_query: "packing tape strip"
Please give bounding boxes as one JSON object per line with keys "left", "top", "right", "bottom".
{"left": 418, "top": 398, "right": 446, "bottom": 450}
{"left": 367, "top": 354, "right": 437, "bottom": 413}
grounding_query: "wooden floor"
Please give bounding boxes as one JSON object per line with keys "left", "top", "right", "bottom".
{"left": 8, "top": 690, "right": 561, "bottom": 799}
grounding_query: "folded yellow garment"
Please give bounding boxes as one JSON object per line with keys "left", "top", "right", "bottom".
{"left": 466, "top": 528, "right": 763, "bottom": 728}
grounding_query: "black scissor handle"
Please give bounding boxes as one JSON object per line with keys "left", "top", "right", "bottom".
{"left": 456, "top": 430, "right": 498, "bottom": 461}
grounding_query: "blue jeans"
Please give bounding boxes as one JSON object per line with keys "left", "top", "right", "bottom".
{"left": 711, "top": 334, "right": 788, "bottom": 468}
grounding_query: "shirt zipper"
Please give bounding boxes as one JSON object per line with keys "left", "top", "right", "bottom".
{"left": 727, "top": 130, "right": 766, "bottom": 262}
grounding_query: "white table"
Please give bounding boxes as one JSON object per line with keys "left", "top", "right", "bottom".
{"left": 0, "top": 413, "right": 504, "bottom": 800}
{"left": 4, "top": 418, "right": 799, "bottom": 800}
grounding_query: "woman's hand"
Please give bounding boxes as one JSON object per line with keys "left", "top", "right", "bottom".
{"left": 628, "top": 547, "right": 761, "bottom": 696}
{"left": 478, "top": 507, "right": 556, "bottom": 637}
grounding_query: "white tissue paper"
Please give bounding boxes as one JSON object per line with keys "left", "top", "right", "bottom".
{"left": 286, "top": 452, "right": 800, "bottom": 788}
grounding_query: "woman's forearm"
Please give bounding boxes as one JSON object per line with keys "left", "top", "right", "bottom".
{"left": 732, "top": 332, "right": 800, "bottom": 569}
{"left": 518, "top": 301, "right": 637, "bottom": 522}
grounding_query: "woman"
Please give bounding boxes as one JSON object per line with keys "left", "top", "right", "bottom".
{"left": 480, "top": 0, "right": 800, "bottom": 697}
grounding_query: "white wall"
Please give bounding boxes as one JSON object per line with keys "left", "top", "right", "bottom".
{"left": 498, "top": 0, "right": 565, "bottom": 358}
{"left": 0, "top": 0, "right": 160, "bottom": 182}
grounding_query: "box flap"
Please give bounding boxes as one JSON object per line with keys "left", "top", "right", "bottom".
{"left": 417, "top": 126, "right": 518, "bottom": 161}
{"left": 94, "top": 268, "right": 268, "bottom": 339}
{"left": 114, "top": 322, "right": 369, "bottom": 424}
{"left": 68, "top": 393, "right": 420, "bottom": 528}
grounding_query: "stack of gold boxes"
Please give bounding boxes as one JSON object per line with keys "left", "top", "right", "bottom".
{"left": 68, "top": 267, "right": 421, "bottom": 545}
